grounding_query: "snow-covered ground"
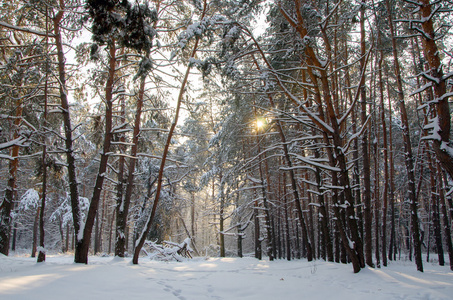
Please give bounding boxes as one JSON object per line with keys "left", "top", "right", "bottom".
{"left": 1, "top": 254, "right": 452, "bottom": 300}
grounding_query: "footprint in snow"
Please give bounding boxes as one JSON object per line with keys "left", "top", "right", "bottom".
{"left": 157, "top": 280, "right": 186, "bottom": 300}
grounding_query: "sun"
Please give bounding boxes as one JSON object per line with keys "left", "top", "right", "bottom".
{"left": 256, "top": 118, "right": 265, "bottom": 130}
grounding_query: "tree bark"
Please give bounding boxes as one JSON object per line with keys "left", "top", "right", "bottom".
{"left": 75, "top": 41, "right": 116, "bottom": 264}
{"left": 417, "top": 0, "right": 453, "bottom": 181}
{"left": 429, "top": 155, "right": 444, "bottom": 265}
{"left": 386, "top": 76, "right": 397, "bottom": 261}
{"left": 438, "top": 163, "right": 453, "bottom": 271}
{"left": 359, "top": 0, "right": 374, "bottom": 268}
{"left": 277, "top": 0, "right": 367, "bottom": 272}
{"left": 0, "top": 100, "right": 22, "bottom": 255}
{"left": 132, "top": 0, "right": 208, "bottom": 264}
{"left": 378, "top": 45, "right": 389, "bottom": 267}
{"left": 32, "top": 207, "right": 39, "bottom": 257}
{"left": 283, "top": 175, "right": 291, "bottom": 261}
{"left": 114, "top": 88, "right": 126, "bottom": 257}
{"left": 52, "top": 1, "right": 82, "bottom": 263}
{"left": 386, "top": 0, "right": 423, "bottom": 272}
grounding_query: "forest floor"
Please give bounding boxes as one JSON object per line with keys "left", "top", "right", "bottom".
{"left": 0, "top": 252, "right": 452, "bottom": 299}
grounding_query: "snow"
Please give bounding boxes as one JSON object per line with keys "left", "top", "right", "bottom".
{"left": 18, "top": 189, "right": 40, "bottom": 211}
{"left": 1, "top": 254, "right": 452, "bottom": 300}
{"left": 0, "top": 136, "right": 29, "bottom": 151}
{"left": 423, "top": 116, "right": 442, "bottom": 141}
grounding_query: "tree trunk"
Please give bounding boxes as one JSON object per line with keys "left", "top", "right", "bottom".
{"left": 0, "top": 104, "right": 22, "bottom": 255}
{"left": 37, "top": 5, "right": 51, "bottom": 264}
{"left": 53, "top": 1, "right": 82, "bottom": 263}
{"left": 132, "top": 1, "right": 207, "bottom": 264}
{"left": 75, "top": 40, "right": 116, "bottom": 264}
{"left": 255, "top": 128, "right": 274, "bottom": 261}
{"left": 262, "top": 91, "right": 312, "bottom": 261}
{"left": 284, "top": 177, "right": 291, "bottom": 261}
{"left": 58, "top": 215, "right": 65, "bottom": 253}
{"left": 438, "top": 163, "right": 453, "bottom": 271}
{"left": 94, "top": 208, "right": 100, "bottom": 255}
{"left": 417, "top": 0, "right": 453, "bottom": 181}
{"left": 360, "top": 0, "right": 374, "bottom": 268}
{"left": 378, "top": 46, "right": 389, "bottom": 267}
{"left": 278, "top": 0, "right": 366, "bottom": 272}
{"left": 114, "top": 88, "right": 126, "bottom": 257}
{"left": 32, "top": 207, "right": 39, "bottom": 258}
{"left": 386, "top": 0, "right": 423, "bottom": 272}
{"left": 386, "top": 76, "right": 397, "bottom": 261}
{"left": 37, "top": 127, "right": 47, "bottom": 263}
{"left": 429, "top": 158, "right": 444, "bottom": 266}
{"left": 219, "top": 175, "right": 225, "bottom": 258}
{"left": 254, "top": 190, "right": 262, "bottom": 260}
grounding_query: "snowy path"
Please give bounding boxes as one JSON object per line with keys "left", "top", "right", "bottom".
{"left": 1, "top": 254, "right": 452, "bottom": 299}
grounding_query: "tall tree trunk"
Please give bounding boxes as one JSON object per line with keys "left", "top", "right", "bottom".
{"left": 0, "top": 99, "right": 23, "bottom": 255}
{"left": 255, "top": 120, "right": 274, "bottom": 261}
{"left": 94, "top": 207, "right": 100, "bottom": 254}
{"left": 75, "top": 41, "right": 116, "bottom": 264}
{"left": 417, "top": 0, "right": 453, "bottom": 180}
{"left": 278, "top": 1, "right": 367, "bottom": 272}
{"left": 360, "top": 0, "right": 374, "bottom": 268}
{"left": 132, "top": 0, "right": 208, "bottom": 264}
{"left": 254, "top": 193, "right": 262, "bottom": 260}
{"left": 58, "top": 216, "right": 65, "bottom": 253}
{"left": 313, "top": 145, "right": 333, "bottom": 262}
{"left": 114, "top": 87, "right": 126, "bottom": 257}
{"left": 345, "top": 42, "right": 364, "bottom": 242}
{"left": 259, "top": 75, "right": 313, "bottom": 260}
{"left": 373, "top": 105, "right": 380, "bottom": 268}
{"left": 37, "top": 129, "right": 47, "bottom": 262}
{"left": 37, "top": 4, "right": 50, "bottom": 264}
{"left": 115, "top": 74, "right": 145, "bottom": 256}
{"left": 218, "top": 173, "right": 225, "bottom": 258}
{"left": 53, "top": 1, "right": 82, "bottom": 263}
{"left": 438, "top": 163, "right": 453, "bottom": 270}
{"left": 386, "top": 76, "right": 397, "bottom": 261}
{"left": 32, "top": 207, "right": 39, "bottom": 257}
{"left": 429, "top": 156, "right": 444, "bottom": 265}
{"left": 378, "top": 46, "right": 389, "bottom": 267}
{"left": 236, "top": 188, "right": 243, "bottom": 258}
{"left": 386, "top": 0, "right": 423, "bottom": 272}
{"left": 284, "top": 175, "right": 291, "bottom": 261}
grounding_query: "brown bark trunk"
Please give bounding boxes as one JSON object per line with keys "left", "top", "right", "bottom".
{"left": 386, "top": 0, "right": 423, "bottom": 272}
{"left": 254, "top": 192, "right": 262, "bottom": 260}
{"left": 386, "top": 76, "right": 397, "bottom": 261}
{"left": 219, "top": 188, "right": 225, "bottom": 258}
{"left": 75, "top": 41, "right": 116, "bottom": 264}
{"left": 255, "top": 118, "right": 274, "bottom": 261}
{"left": 32, "top": 207, "right": 39, "bottom": 257}
{"left": 429, "top": 155, "right": 444, "bottom": 265}
{"left": 53, "top": 2, "right": 82, "bottom": 263}
{"left": 37, "top": 5, "right": 50, "bottom": 264}
{"left": 283, "top": 175, "right": 291, "bottom": 261}
{"left": 0, "top": 102, "right": 22, "bottom": 255}
{"left": 272, "top": 112, "right": 313, "bottom": 261}
{"left": 438, "top": 163, "right": 453, "bottom": 270}
{"left": 114, "top": 88, "right": 126, "bottom": 257}
{"left": 378, "top": 46, "right": 389, "bottom": 267}
{"left": 278, "top": 0, "right": 366, "bottom": 272}
{"left": 359, "top": 0, "right": 374, "bottom": 268}
{"left": 132, "top": 0, "right": 208, "bottom": 264}
{"left": 418, "top": 0, "right": 453, "bottom": 180}
{"left": 37, "top": 127, "right": 47, "bottom": 263}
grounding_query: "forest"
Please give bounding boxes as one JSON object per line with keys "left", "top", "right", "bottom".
{"left": 0, "top": 0, "right": 452, "bottom": 275}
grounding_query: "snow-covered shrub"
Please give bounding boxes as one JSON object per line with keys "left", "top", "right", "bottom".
{"left": 142, "top": 238, "right": 193, "bottom": 262}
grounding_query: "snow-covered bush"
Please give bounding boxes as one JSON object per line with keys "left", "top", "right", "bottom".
{"left": 142, "top": 238, "right": 193, "bottom": 262}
